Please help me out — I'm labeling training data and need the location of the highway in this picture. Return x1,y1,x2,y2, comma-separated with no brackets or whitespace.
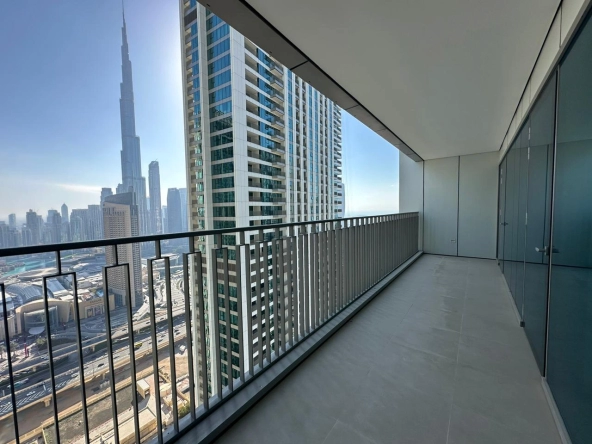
0,276,190,416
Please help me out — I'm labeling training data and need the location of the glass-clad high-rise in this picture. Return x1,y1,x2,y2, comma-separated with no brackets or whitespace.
180,2,344,396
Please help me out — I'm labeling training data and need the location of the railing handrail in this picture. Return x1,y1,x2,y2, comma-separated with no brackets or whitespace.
0,212,418,258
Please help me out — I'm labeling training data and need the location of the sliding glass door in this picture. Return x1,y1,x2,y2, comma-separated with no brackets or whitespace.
547,12,592,443
522,75,555,374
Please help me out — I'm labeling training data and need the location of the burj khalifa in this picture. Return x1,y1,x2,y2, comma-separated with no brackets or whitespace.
118,12,149,234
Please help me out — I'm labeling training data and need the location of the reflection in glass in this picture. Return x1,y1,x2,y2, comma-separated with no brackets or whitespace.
547,11,592,444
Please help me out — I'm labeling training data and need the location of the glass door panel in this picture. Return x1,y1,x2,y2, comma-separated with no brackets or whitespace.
498,158,507,271
547,12,592,443
523,74,555,374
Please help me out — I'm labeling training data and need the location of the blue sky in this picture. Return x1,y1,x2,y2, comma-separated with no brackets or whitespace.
0,0,398,222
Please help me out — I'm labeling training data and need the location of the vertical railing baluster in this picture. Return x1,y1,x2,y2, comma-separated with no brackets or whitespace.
287,226,295,349
164,256,179,432
336,222,341,312
298,230,305,339
311,225,318,330
236,232,245,383
182,249,197,422
1,283,20,444
101,264,120,444
41,274,61,443
271,229,279,359
212,235,223,400
246,242,255,378
195,251,208,410
147,249,163,443
264,238,271,364
304,227,310,335
278,234,287,353
119,264,140,444
254,241,263,371
221,248,232,393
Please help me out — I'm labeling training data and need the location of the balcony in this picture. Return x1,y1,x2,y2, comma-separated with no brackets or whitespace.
0,215,423,444
268,103,284,116
269,89,284,104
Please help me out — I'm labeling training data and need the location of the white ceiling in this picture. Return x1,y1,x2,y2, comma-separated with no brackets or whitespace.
244,0,559,160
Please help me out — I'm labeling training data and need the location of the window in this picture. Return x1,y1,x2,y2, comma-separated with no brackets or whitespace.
211,146,233,161
213,191,235,203
259,136,279,149
206,14,224,30
210,116,232,133
210,100,232,118
208,69,231,89
209,85,231,104
213,206,235,217
208,54,230,75
207,38,230,60
211,161,234,175
207,24,229,45
212,177,234,189
211,131,233,147
214,220,236,229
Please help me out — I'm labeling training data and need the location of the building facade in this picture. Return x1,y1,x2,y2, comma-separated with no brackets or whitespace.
102,192,143,308
166,188,183,233
148,161,162,234
179,3,344,395
118,14,148,235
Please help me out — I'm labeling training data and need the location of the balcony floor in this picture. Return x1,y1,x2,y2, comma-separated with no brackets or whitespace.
215,255,562,444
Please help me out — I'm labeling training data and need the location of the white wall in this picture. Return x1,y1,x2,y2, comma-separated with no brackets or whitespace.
424,157,459,256
400,151,498,259
458,152,498,258
399,154,424,249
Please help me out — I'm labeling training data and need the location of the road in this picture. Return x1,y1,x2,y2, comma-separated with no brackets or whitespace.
0,275,190,416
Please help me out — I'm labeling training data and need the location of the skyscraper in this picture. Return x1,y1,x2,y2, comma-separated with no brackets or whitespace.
166,188,183,234
148,161,162,234
25,210,40,245
49,212,62,244
179,6,344,393
60,204,69,223
100,188,113,207
102,192,142,308
8,214,16,230
87,205,103,240
118,13,148,235
70,209,88,241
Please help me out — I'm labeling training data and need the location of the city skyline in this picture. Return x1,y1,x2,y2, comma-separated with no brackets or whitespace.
0,0,398,223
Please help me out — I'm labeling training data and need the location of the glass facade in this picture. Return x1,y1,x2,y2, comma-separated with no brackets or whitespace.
497,11,592,443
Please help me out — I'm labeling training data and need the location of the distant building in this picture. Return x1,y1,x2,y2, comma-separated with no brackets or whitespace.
118,14,148,235
61,203,69,223
49,212,62,244
70,209,88,241
0,223,9,249
148,161,162,234
8,214,16,230
25,210,40,245
162,205,167,233
167,189,182,234
102,192,142,308
101,188,113,206
87,205,103,240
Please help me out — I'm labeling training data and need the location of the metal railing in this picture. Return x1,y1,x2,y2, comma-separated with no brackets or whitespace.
0,213,418,444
